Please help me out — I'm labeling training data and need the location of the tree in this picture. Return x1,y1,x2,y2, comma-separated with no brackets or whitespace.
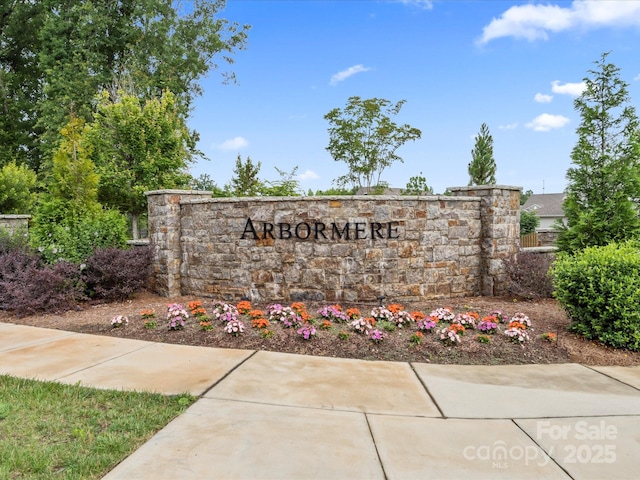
261,166,302,196
29,115,128,263
86,90,195,239
403,172,433,195
47,116,101,218
520,210,540,235
324,97,422,190
227,155,263,197
0,1,45,168
557,52,640,252
313,186,358,196
0,161,38,213
520,189,533,205
468,123,496,185
0,0,249,171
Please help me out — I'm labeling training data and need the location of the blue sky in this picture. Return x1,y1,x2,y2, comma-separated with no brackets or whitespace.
188,0,640,195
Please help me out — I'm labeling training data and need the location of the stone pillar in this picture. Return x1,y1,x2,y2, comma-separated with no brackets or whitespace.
146,190,211,297
449,186,521,296
0,215,31,235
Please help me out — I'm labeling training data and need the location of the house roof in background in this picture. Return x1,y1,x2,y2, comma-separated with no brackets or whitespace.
522,193,565,217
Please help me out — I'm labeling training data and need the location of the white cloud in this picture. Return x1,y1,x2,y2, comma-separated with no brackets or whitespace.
499,123,518,130
217,136,248,151
479,0,640,44
395,0,433,10
551,80,586,96
635,73,640,81
534,93,553,103
329,64,372,86
525,113,570,132
297,169,320,181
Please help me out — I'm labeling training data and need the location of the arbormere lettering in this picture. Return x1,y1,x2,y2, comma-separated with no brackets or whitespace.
241,218,400,241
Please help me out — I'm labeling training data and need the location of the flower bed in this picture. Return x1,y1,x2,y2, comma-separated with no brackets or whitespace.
110,300,545,356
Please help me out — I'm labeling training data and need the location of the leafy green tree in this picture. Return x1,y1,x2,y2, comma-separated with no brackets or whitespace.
29,116,127,262
190,173,227,196
227,155,263,197
0,161,38,213
313,187,358,196
403,172,433,195
520,210,540,235
468,123,497,186
520,189,533,206
324,96,422,190
557,52,640,252
86,90,195,239
0,1,45,168
0,0,249,171
261,167,301,196
47,116,101,217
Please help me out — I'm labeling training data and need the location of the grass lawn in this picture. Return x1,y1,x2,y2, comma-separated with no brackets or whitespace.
0,375,195,479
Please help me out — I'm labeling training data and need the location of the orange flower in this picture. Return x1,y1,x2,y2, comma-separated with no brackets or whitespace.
387,303,404,314
321,320,333,330
429,315,440,323
237,300,252,314
482,315,498,323
508,321,527,330
300,311,312,322
411,311,426,321
466,311,479,320
291,302,306,312
140,309,155,319
188,300,202,312
248,309,265,319
414,331,424,338
365,317,376,327
449,324,465,333
192,307,207,317
251,318,270,329
346,308,361,319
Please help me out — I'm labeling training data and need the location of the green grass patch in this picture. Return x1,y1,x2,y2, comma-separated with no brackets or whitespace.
0,375,194,479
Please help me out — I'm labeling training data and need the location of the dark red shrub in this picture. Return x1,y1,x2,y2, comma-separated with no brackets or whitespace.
83,247,152,301
504,250,554,300
0,256,85,316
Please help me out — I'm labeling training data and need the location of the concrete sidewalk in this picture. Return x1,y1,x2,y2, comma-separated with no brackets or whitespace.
1,321,639,479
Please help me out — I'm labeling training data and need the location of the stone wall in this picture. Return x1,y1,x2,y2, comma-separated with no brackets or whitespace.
0,215,30,235
449,186,521,296
147,187,521,302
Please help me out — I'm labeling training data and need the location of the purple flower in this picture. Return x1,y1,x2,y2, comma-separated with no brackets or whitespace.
417,319,437,331
297,324,316,340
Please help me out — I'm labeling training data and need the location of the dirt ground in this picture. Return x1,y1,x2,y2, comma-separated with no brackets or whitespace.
2,290,639,366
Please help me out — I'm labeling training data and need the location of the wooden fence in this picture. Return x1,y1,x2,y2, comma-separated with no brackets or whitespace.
520,232,539,248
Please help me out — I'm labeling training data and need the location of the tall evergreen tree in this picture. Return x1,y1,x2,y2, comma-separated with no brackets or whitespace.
468,123,497,186
228,155,263,197
557,52,640,252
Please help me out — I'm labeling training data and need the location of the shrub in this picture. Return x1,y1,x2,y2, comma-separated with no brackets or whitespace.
520,210,540,235
0,255,85,315
0,161,37,214
83,247,152,301
504,250,554,299
0,227,30,255
30,207,128,264
552,241,640,351
0,250,40,307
